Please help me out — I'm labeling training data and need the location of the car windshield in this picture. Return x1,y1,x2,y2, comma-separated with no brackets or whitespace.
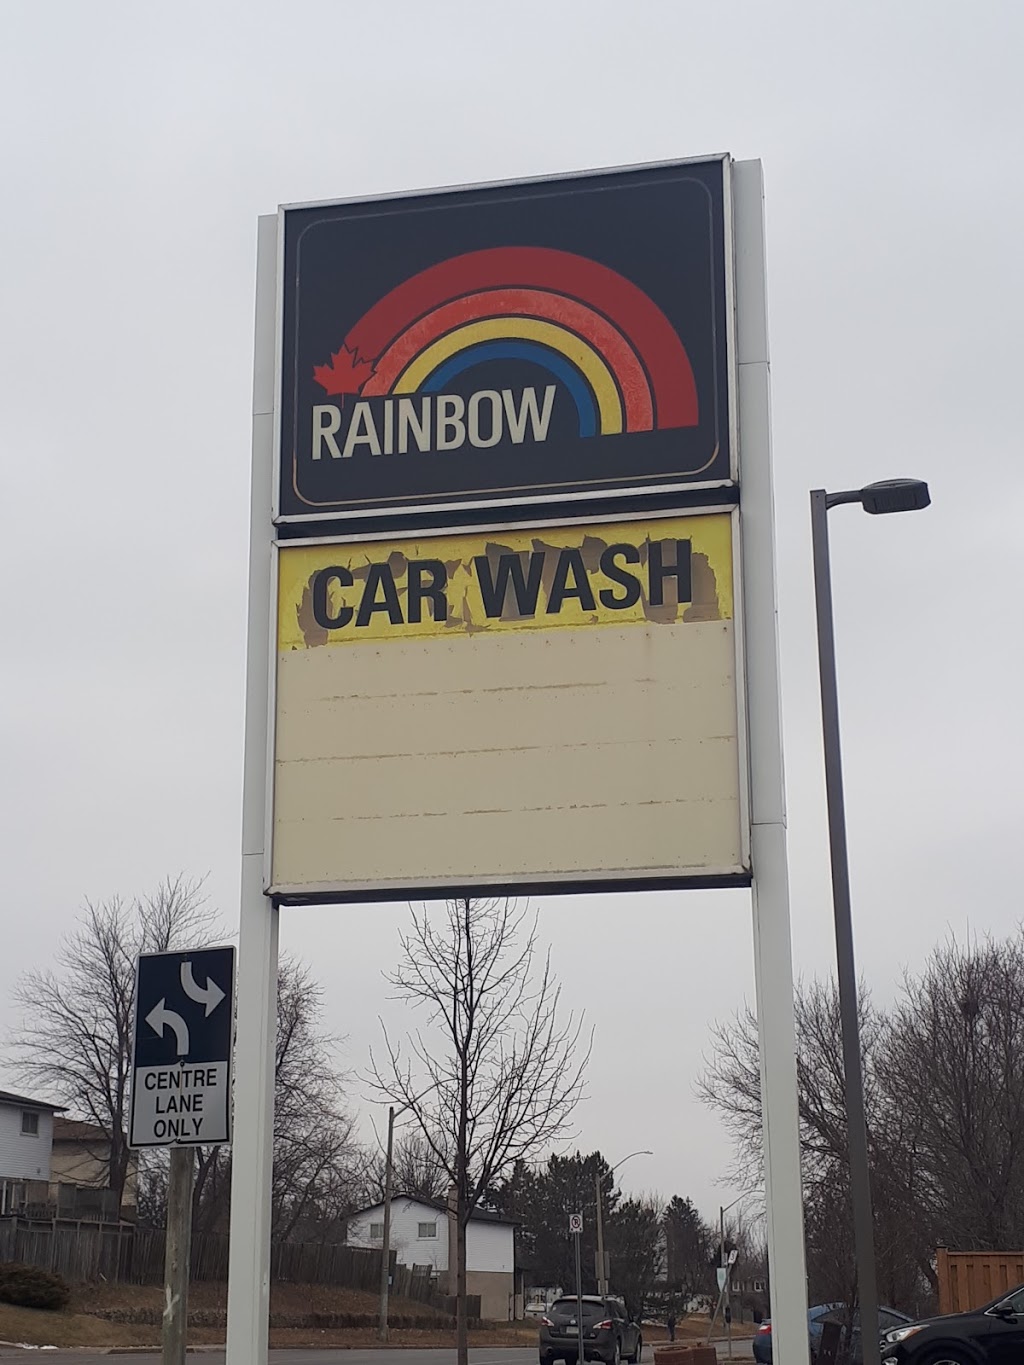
550,1300,608,1325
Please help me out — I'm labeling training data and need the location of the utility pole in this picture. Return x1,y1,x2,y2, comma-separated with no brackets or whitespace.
163,1146,194,1365
594,1171,607,1296
719,1205,731,1362
378,1106,396,1342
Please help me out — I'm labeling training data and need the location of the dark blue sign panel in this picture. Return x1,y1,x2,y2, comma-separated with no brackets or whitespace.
129,946,235,1147
278,158,733,526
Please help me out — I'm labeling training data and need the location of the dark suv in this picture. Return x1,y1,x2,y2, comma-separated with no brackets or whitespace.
880,1283,1024,1363
539,1295,642,1365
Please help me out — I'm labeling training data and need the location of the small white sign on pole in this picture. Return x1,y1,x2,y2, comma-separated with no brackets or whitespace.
568,1212,584,1235
717,1267,728,1292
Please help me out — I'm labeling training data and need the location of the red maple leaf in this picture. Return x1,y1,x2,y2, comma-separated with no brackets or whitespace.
312,344,376,395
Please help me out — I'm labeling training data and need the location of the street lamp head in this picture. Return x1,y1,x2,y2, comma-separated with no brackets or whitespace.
609,1149,653,1175
857,479,931,515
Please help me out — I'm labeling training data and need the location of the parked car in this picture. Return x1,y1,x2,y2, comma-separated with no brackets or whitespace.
879,1282,1024,1363
753,1302,914,1363
539,1294,643,1365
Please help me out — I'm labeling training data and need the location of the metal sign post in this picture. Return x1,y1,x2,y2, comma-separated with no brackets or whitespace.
129,946,235,1365
225,211,280,1365
708,1269,727,1349
732,159,811,1365
569,1214,585,1365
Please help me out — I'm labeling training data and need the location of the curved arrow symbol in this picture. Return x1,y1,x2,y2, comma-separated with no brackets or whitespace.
180,962,226,1017
145,999,190,1056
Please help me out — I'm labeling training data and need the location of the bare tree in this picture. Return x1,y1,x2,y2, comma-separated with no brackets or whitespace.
697,979,930,1309
878,932,1024,1252
697,979,884,1185
362,1128,449,1206
698,940,1024,1317
190,957,364,1243
10,875,214,1203
270,959,362,1242
369,897,589,1365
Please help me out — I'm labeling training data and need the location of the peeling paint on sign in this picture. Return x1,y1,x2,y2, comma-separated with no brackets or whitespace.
278,514,733,649
270,512,744,896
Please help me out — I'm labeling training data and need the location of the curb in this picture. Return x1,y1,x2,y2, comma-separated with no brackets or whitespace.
0,1346,546,1357
106,1350,225,1356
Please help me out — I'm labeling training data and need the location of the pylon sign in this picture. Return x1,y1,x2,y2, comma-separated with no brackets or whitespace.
129,946,235,1148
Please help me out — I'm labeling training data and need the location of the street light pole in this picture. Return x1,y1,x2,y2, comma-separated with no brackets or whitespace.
711,1188,759,1356
595,1150,652,1297
809,477,930,1365
595,1174,607,1296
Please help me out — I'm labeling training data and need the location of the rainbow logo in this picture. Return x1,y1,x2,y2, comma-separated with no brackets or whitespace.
312,247,699,438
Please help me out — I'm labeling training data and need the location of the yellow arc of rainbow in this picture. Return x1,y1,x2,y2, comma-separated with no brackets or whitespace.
392,316,625,436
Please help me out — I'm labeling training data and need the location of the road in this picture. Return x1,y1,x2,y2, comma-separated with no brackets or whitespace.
0,1345,752,1362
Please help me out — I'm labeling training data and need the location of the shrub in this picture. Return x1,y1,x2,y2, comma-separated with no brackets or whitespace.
0,1262,71,1311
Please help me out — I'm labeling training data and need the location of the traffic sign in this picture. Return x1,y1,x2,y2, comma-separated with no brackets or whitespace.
568,1212,583,1235
129,946,235,1148
716,1267,728,1291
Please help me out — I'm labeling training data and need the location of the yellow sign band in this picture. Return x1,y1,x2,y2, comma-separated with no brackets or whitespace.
278,514,733,651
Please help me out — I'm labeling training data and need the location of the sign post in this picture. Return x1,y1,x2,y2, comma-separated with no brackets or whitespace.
163,1147,195,1365
732,159,810,1365
130,946,235,1365
569,1214,585,1365
726,1246,739,1359
226,212,280,1365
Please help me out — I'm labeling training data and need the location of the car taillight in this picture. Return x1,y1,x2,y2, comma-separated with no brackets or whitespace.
757,1323,772,1335
541,1317,554,1327
596,1320,614,1330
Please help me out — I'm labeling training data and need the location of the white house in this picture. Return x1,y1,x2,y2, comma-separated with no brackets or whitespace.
0,1089,64,1214
347,1194,518,1321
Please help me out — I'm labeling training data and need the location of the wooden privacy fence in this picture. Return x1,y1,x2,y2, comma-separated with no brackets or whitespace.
0,1219,134,1283
936,1248,1024,1314
0,1217,446,1307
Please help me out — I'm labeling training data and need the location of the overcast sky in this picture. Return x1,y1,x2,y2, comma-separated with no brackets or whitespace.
2,1,1022,1225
